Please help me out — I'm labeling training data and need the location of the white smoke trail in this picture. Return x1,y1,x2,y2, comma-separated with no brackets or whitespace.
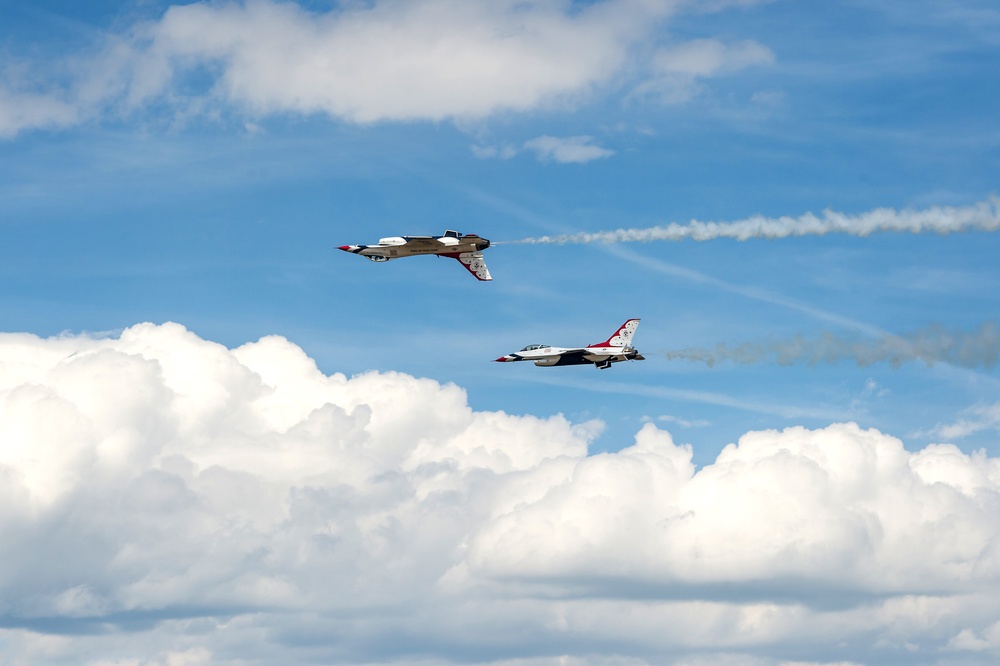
503,197,1000,245
665,322,1000,369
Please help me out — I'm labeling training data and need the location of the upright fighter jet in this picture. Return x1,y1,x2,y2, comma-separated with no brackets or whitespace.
495,319,644,370
338,230,492,281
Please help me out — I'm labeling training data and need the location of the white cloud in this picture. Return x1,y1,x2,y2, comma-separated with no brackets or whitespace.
632,37,775,103
652,38,775,77
468,423,1000,593
471,142,519,160
656,414,711,428
3,0,671,133
950,619,1000,651
0,86,80,138
2,323,999,664
473,135,615,163
0,0,780,136
523,134,615,163
927,401,1000,440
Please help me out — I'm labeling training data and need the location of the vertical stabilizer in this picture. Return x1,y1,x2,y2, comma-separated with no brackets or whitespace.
589,319,641,348
444,251,492,281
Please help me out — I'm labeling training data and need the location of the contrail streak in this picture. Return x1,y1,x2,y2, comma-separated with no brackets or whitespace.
665,323,1000,369
502,197,1000,245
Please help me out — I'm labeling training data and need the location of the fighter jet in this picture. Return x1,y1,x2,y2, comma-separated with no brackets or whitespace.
338,230,492,281
495,319,644,370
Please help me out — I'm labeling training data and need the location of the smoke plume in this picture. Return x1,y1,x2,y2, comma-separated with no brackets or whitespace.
505,198,1000,245
666,322,1000,369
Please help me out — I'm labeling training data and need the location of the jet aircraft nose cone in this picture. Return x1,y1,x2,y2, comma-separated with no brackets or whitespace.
337,245,352,251
494,356,511,362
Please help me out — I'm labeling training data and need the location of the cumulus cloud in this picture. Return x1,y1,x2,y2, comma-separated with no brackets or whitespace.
0,0,779,136
1,323,1000,664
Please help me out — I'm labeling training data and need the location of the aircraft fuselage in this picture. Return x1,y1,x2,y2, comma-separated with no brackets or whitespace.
494,320,645,370
338,230,492,280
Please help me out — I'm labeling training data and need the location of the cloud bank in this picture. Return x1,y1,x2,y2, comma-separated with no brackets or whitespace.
0,0,774,137
2,323,1000,664
506,197,1000,244
666,322,1000,369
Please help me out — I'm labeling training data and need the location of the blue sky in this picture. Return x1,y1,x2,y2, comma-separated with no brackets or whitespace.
2,1,1000,664
3,0,998,462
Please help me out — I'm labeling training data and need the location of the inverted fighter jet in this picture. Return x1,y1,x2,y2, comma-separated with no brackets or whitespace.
495,319,644,370
338,230,492,281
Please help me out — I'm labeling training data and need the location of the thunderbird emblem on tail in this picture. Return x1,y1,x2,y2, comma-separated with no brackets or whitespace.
338,230,492,281
495,319,644,370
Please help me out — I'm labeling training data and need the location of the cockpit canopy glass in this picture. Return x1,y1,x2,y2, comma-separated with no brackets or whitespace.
520,344,550,351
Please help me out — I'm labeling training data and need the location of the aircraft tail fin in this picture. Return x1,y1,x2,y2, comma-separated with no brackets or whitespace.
443,251,492,281
589,319,640,348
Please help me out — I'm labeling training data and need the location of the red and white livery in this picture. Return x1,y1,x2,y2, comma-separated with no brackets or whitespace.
495,319,644,370
338,230,492,281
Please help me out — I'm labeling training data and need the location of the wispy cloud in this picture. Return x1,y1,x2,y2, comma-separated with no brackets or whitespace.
0,87,80,137
631,37,775,104
508,372,852,421
505,198,1000,244
470,143,518,160
656,414,711,428
599,243,887,336
474,135,615,164
666,322,1000,369
523,134,615,163
924,401,1000,440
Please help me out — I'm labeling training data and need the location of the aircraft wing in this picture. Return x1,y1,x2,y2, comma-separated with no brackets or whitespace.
446,251,492,281
554,349,590,364
584,346,629,358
